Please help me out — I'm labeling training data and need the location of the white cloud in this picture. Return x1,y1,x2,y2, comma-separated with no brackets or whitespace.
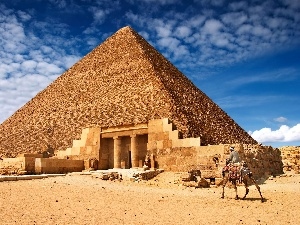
22,60,38,72
274,117,288,123
228,1,248,11
236,24,253,34
202,19,223,34
63,55,81,69
155,24,173,38
0,4,84,123
36,62,63,75
188,15,206,28
252,25,272,38
92,9,107,23
175,26,192,38
17,10,31,22
221,12,248,27
228,67,298,86
157,37,180,49
249,124,300,143
124,0,299,67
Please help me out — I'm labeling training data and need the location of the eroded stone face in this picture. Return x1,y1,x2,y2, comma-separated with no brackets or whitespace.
280,146,300,173
0,26,256,158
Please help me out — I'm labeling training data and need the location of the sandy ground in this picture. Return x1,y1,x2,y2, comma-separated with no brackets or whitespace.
1,171,300,225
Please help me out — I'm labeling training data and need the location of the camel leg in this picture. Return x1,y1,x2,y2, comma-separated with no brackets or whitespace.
221,177,228,199
250,177,264,202
233,180,239,200
242,177,249,200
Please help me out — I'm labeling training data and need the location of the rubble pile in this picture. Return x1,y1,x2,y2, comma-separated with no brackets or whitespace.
180,170,210,188
91,169,164,182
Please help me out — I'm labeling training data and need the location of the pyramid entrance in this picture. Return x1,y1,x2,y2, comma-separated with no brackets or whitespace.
54,118,200,171
100,123,148,169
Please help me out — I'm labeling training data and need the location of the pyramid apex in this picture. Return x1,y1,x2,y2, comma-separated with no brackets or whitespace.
116,26,135,33
121,25,133,30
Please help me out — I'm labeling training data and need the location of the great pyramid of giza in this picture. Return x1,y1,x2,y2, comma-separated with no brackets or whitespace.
0,26,257,157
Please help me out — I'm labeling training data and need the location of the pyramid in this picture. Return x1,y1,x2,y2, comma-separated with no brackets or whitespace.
0,26,257,157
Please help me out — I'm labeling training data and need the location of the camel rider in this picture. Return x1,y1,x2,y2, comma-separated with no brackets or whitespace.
228,146,241,166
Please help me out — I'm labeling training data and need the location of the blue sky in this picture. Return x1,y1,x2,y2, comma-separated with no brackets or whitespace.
0,0,299,148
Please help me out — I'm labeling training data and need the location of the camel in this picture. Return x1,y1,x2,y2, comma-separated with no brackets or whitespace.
218,160,264,202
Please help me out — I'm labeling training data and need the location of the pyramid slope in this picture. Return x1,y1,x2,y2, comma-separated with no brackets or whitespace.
0,26,256,157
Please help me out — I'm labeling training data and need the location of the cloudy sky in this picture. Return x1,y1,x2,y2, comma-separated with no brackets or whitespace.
0,0,299,147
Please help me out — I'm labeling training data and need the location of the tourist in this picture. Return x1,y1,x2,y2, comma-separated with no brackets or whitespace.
228,146,241,165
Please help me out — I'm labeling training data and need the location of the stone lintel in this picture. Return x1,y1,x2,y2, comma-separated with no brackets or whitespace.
101,128,148,138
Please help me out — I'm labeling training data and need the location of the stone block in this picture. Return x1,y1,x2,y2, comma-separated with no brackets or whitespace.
148,119,164,133
65,148,72,155
71,147,81,155
17,153,43,158
163,140,172,149
169,130,178,140
172,139,182,148
73,139,85,147
157,140,164,149
162,119,172,132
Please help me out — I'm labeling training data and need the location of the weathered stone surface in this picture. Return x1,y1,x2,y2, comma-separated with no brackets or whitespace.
280,146,300,173
0,26,256,157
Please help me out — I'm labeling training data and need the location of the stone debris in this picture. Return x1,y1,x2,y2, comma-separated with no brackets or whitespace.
180,169,210,188
90,168,164,182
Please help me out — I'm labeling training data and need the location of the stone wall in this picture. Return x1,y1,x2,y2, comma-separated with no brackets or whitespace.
280,146,300,173
150,144,283,179
55,128,100,162
0,154,43,174
35,158,84,174
146,119,282,179
239,144,283,178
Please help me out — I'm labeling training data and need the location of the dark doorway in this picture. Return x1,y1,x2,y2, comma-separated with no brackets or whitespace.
128,150,132,168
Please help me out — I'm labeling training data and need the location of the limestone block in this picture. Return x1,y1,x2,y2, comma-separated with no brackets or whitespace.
81,128,90,138
147,133,158,142
56,150,66,159
188,137,200,147
17,153,43,158
162,118,172,132
180,148,195,157
156,140,164,149
181,139,190,147
3,176,18,181
147,141,157,150
72,139,85,147
92,137,99,145
71,147,81,155
169,130,178,140
163,140,172,149
78,146,87,155
148,119,164,133
172,139,182,148
85,146,93,155
197,178,210,188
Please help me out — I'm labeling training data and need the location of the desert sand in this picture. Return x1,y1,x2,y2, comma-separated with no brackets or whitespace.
1,171,300,225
